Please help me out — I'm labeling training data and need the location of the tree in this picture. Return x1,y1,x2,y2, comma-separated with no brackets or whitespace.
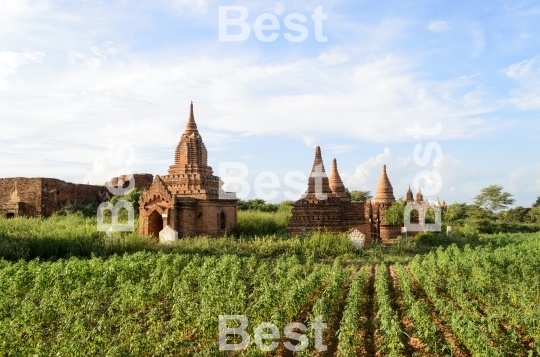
473,185,515,212
497,206,529,223
466,204,493,221
443,203,467,224
382,199,405,225
527,206,540,223
345,189,372,202
532,196,540,208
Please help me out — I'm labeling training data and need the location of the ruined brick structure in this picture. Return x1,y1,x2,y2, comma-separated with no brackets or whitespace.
287,148,412,243
287,147,374,243
287,146,447,244
371,165,401,243
106,174,154,191
0,178,110,218
138,102,237,238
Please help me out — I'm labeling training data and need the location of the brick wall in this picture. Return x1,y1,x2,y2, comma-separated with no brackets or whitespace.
0,177,110,218
41,178,110,217
106,173,154,191
355,223,373,245
0,178,41,216
380,224,402,242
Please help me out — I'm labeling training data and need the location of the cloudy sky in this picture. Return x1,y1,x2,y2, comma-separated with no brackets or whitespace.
1,0,539,206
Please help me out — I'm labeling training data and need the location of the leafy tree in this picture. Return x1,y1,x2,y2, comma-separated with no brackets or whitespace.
345,189,372,202
237,199,280,212
527,206,540,223
466,204,493,221
497,206,530,223
443,203,467,224
382,198,405,225
424,207,436,224
532,196,540,208
110,189,145,214
473,185,515,212
57,199,99,217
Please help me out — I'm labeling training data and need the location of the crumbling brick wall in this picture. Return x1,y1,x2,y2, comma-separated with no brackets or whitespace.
0,178,41,217
106,174,154,191
0,178,110,217
41,178,110,217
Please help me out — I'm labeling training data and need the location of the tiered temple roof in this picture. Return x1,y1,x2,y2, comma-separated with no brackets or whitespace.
161,102,221,199
138,102,237,238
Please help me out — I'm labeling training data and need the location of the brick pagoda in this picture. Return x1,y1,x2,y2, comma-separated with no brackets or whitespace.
138,102,237,238
287,146,373,241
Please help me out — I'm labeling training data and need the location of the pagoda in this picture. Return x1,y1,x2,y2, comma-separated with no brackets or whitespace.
287,147,372,240
138,102,237,238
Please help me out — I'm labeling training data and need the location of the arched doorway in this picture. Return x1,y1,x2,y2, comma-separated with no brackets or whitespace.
147,211,163,238
220,211,226,231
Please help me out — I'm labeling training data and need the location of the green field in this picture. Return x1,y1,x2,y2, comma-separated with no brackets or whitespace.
0,213,539,356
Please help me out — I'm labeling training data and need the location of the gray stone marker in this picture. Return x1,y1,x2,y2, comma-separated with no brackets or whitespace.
447,226,452,237
159,225,179,243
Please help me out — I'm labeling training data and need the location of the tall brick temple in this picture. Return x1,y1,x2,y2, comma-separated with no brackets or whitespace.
138,102,237,238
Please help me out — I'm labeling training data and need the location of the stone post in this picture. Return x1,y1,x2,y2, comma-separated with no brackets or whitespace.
447,225,452,237
401,226,407,241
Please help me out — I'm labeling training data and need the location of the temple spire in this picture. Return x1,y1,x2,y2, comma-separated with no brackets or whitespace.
416,187,424,202
311,146,326,173
374,164,396,203
405,183,414,203
329,158,348,200
186,101,198,131
305,146,332,197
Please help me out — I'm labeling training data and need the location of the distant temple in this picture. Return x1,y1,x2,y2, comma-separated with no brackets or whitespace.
287,147,371,236
138,102,238,238
287,146,402,243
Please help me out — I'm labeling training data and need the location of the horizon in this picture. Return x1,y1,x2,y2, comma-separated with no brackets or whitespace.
2,0,539,207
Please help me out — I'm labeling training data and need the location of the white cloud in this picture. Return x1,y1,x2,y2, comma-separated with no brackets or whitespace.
471,27,485,57
504,165,540,206
167,0,208,14
506,57,540,109
0,51,45,90
342,147,411,191
325,144,355,155
0,0,49,35
340,148,490,203
266,2,286,15
317,49,350,65
0,47,506,183
427,20,451,33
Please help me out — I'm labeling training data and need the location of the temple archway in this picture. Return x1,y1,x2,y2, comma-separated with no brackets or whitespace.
220,211,226,231
147,210,163,238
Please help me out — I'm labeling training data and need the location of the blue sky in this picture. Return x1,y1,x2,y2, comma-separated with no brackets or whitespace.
1,0,539,206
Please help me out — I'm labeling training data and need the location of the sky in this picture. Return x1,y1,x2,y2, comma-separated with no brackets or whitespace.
1,0,539,206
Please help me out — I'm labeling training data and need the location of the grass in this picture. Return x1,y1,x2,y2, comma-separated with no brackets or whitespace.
233,207,292,236
0,208,527,262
